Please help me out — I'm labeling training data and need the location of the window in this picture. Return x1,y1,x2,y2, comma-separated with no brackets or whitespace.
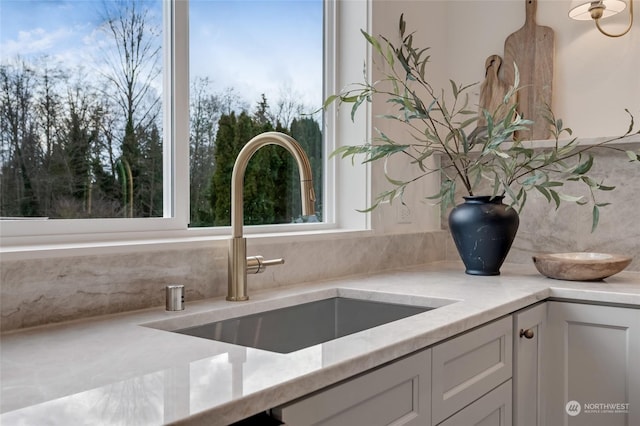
0,0,164,220
188,0,324,228
0,0,369,246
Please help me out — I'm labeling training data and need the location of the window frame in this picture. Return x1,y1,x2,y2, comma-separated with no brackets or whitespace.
0,0,371,250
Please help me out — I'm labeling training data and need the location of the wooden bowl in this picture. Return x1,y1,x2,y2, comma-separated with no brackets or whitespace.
532,252,632,281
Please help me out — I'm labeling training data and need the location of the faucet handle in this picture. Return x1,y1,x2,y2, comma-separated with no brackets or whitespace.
246,255,285,274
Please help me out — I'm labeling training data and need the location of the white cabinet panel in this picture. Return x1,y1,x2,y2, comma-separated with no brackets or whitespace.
513,302,547,426
438,380,512,426
272,349,431,426
545,302,640,426
432,316,513,425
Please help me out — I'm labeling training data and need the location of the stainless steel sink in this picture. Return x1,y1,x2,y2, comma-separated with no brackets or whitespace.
173,297,432,353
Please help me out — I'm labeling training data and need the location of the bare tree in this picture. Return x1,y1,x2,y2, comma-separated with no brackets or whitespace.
98,0,162,217
219,87,249,116
0,60,41,216
271,83,307,129
189,77,221,225
100,0,161,130
33,58,67,213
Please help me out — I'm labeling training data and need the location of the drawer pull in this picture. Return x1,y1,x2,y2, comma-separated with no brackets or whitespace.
519,328,535,339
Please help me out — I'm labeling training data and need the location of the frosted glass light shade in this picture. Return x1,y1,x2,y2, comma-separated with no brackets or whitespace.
569,0,627,20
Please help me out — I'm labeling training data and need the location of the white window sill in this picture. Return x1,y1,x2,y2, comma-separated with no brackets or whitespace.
0,226,375,261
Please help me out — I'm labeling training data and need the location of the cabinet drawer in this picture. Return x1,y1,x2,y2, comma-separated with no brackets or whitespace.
272,349,431,426
432,316,513,424
438,380,512,426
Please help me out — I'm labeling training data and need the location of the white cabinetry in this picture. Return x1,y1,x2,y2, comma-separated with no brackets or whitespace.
513,302,546,426
272,349,431,426
274,316,513,426
544,301,640,426
272,300,640,426
438,380,512,426
432,316,513,425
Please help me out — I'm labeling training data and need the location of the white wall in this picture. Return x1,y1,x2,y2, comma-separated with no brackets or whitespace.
370,1,448,233
443,0,639,138
370,0,639,233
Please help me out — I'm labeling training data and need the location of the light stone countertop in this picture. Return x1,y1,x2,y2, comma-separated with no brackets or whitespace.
1,261,639,426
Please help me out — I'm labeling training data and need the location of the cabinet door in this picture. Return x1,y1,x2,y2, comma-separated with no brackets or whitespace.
545,302,640,426
438,380,512,426
513,302,546,426
432,316,512,425
272,349,431,426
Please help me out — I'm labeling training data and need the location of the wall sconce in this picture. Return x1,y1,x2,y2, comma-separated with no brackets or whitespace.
569,0,634,37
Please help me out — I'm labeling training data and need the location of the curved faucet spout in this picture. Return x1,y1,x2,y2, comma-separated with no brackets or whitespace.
231,132,316,238
227,131,316,301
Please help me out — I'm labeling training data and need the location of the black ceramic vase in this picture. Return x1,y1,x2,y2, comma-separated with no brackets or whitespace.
448,196,519,276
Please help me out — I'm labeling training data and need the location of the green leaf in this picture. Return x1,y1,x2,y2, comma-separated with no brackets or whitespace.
556,145,576,158
419,59,428,80
522,174,541,187
356,199,383,213
397,50,412,75
597,183,616,191
330,144,370,160
426,179,456,208
580,176,598,187
591,205,600,233
535,185,551,202
626,150,640,162
384,173,409,186
511,146,534,159
540,181,563,188
490,149,511,159
573,154,594,175
386,44,395,68
322,94,340,109
556,118,563,133
558,193,584,203
459,116,479,131
361,29,383,56
350,98,364,121
504,185,518,203
549,189,561,209
450,80,458,98
340,95,359,103
363,144,410,163
518,188,528,212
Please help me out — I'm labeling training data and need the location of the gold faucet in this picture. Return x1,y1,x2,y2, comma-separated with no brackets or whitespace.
227,132,316,301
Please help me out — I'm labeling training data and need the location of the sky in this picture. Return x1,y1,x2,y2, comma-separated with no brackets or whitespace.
0,0,324,112
190,0,323,109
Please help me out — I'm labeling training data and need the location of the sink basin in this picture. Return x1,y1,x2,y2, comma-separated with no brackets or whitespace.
173,297,432,353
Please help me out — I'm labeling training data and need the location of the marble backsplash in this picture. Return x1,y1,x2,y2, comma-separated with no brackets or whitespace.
3,143,637,333
443,143,640,272
0,231,448,332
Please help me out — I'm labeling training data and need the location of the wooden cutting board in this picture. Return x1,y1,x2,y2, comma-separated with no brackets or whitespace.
503,0,554,140
478,55,516,128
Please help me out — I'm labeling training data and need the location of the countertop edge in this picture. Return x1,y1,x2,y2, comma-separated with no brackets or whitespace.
1,262,639,425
